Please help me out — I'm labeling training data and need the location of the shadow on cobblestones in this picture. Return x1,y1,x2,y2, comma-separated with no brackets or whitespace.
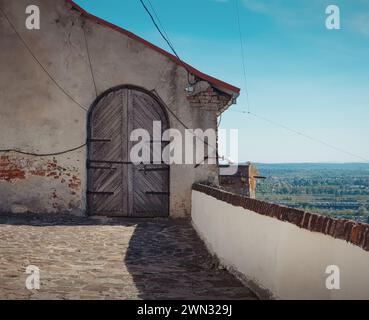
0,214,258,300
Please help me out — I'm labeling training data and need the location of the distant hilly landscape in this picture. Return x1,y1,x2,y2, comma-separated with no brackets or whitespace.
256,162,369,172
254,162,369,223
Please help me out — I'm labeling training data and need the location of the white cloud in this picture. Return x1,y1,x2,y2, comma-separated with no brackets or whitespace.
240,0,325,28
347,13,369,36
242,0,269,14
214,0,369,37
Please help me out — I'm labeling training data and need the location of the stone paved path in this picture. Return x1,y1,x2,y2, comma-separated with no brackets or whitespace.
0,214,257,300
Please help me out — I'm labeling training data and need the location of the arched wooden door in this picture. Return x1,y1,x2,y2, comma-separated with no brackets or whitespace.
87,86,170,217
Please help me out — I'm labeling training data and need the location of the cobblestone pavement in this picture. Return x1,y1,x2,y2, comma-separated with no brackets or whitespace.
0,214,257,300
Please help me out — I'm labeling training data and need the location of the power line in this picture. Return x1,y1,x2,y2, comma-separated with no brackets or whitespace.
231,1,367,163
0,7,92,156
146,0,175,51
0,3,226,163
0,6,88,112
83,24,98,98
231,2,367,163
0,144,87,157
138,0,196,85
139,0,230,165
139,0,180,60
141,0,240,165
138,0,230,161
234,0,251,113
230,109,369,163
151,89,233,167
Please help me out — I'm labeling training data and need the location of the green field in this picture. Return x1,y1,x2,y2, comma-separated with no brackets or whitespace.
255,163,369,223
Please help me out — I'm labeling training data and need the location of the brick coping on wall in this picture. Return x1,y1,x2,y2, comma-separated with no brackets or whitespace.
193,183,369,252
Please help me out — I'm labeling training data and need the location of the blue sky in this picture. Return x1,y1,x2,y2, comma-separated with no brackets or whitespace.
74,0,369,163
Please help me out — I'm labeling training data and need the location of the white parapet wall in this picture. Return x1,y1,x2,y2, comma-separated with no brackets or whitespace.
192,189,369,300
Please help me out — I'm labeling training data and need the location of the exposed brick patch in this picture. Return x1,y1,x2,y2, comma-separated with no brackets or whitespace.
0,155,80,185
193,183,369,252
0,153,82,212
0,156,26,181
187,86,232,110
68,175,81,191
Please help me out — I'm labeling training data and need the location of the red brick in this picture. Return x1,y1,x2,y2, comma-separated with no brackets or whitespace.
192,183,369,252
351,224,365,245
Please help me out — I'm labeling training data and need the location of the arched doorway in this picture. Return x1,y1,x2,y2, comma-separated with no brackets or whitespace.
87,86,170,217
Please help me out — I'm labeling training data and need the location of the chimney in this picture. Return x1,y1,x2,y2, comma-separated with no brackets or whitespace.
219,162,263,198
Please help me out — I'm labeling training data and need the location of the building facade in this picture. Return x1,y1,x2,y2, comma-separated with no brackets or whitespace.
0,0,239,217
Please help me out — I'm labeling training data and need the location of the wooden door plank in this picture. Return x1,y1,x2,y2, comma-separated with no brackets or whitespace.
127,89,134,217
88,90,127,216
129,90,170,217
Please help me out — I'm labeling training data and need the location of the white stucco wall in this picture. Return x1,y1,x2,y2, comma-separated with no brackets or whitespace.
192,190,369,299
0,0,221,217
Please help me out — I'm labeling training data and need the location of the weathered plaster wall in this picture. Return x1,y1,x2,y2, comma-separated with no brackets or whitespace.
0,0,225,217
0,153,83,214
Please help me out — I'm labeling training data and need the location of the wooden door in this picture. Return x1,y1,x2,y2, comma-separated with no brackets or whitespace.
88,87,169,217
